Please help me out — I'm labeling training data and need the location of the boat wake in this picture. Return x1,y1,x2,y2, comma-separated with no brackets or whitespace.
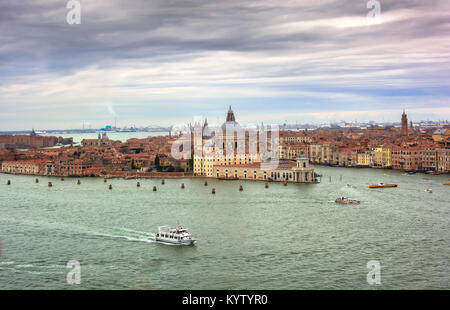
0,217,156,245
84,228,156,244
0,261,66,275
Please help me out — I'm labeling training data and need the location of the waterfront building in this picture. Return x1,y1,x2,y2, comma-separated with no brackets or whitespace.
436,148,450,173
372,147,392,168
214,155,317,183
391,146,423,171
0,133,60,149
194,150,260,177
1,160,45,175
422,148,438,172
193,107,258,177
356,150,373,167
309,143,333,164
309,144,322,164
193,107,316,182
335,148,353,167
55,158,92,176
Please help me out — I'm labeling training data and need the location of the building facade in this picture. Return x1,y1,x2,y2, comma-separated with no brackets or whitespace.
1,160,44,175
214,156,317,183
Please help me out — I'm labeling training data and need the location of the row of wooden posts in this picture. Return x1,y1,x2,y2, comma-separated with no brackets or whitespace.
5,178,79,187
107,178,279,193
6,178,285,192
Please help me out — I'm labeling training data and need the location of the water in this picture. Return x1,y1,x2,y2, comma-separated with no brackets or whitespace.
0,167,449,289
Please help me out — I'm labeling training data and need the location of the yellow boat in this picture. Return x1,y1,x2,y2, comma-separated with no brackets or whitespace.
444,182,450,186
369,183,398,188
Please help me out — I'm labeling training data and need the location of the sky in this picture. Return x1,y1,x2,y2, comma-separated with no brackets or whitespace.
0,0,449,130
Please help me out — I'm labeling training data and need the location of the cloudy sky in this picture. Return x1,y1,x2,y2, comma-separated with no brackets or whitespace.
1,0,449,130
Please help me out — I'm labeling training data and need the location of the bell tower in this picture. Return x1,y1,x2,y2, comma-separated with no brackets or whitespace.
401,110,408,136
296,154,309,169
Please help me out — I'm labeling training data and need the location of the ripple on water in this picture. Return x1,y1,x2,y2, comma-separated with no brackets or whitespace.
0,168,449,289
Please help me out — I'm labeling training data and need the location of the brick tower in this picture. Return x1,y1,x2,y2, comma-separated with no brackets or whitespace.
401,110,408,137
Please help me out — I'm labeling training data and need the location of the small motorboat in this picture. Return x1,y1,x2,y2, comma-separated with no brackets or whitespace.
155,225,197,246
369,183,398,188
335,197,360,204
426,189,433,193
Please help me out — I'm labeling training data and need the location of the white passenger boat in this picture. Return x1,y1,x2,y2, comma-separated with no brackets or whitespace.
155,225,197,245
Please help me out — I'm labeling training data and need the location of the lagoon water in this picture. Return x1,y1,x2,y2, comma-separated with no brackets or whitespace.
0,167,449,289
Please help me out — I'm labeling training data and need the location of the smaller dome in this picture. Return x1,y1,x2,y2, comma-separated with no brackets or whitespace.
226,105,236,122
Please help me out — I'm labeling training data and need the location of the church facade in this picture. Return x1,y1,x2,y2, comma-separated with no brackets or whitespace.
193,107,318,183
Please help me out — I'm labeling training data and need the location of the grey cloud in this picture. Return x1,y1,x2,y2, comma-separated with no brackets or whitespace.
0,0,449,130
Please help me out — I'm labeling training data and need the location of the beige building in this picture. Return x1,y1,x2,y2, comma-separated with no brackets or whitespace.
422,148,438,171
194,151,260,177
356,150,373,167
214,155,317,183
81,133,113,147
1,160,44,175
436,148,450,173
280,131,312,144
372,147,392,168
194,106,258,177
309,144,333,164
279,143,309,160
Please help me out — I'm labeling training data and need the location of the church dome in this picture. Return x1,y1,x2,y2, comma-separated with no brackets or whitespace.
221,106,241,133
